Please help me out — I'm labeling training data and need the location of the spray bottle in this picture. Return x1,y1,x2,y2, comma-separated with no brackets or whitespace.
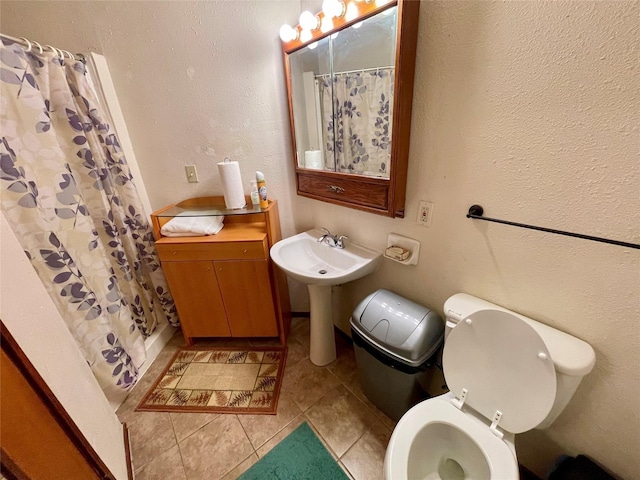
249,180,260,206
256,171,268,209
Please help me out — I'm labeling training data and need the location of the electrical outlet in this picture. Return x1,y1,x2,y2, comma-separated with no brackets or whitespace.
417,201,434,227
185,165,199,183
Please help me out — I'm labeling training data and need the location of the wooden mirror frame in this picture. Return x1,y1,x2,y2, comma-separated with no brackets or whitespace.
281,0,420,218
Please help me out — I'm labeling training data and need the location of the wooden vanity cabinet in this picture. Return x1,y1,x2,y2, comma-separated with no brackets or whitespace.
161,260,231,338
151,198,291,345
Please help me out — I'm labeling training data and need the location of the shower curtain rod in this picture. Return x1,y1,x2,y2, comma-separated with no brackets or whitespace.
315,65,394,78
0,32,85,62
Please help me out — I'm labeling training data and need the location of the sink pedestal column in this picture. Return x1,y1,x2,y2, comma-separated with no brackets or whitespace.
307,284,336,366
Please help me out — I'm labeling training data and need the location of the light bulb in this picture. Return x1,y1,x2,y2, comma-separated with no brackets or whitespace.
279,24,297,42
320,16,334,33
345,2,358,21
299,11,319,30
352,21,363,29
308,41,318,50
322,0,337,18
323,0,345,18
300,29,313,43
331,32,340,39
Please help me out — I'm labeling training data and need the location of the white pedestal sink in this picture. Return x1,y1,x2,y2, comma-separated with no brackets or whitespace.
270,229,381,366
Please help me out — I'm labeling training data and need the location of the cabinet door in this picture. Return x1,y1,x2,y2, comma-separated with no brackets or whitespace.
214,260,278,337
162,261,231,338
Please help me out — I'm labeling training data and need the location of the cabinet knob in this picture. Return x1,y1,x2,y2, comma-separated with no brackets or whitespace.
243,249,248,253
172,251,177,255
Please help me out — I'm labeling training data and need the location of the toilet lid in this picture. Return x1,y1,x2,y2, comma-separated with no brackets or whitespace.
443,309,557,434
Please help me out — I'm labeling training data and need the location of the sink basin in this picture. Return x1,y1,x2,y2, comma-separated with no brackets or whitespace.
270,229,381,366
270,229,381,286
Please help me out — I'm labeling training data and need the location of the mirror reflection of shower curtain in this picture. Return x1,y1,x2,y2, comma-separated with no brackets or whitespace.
319,68,394,178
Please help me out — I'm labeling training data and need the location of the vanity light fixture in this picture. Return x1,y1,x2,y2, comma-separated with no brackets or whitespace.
345,2,359,21
280,0,393,49
322,0,346,19
320,16,334,33
299,29,313,43
279,24,299,42
299,11,320,31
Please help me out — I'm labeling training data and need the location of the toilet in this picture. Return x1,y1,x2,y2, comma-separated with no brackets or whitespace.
384,293,596,480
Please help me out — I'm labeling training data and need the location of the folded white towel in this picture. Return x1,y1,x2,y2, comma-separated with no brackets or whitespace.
161,216,225,237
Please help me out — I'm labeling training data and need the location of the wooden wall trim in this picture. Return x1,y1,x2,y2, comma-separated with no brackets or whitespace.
122,423,134,480
0,450,29,480
0,321,117,480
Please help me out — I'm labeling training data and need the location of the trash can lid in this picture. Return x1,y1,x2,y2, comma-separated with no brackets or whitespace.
350,289,444,364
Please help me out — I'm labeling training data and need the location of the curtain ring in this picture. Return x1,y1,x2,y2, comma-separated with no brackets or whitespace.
19,37,32,52
63,50,75,60
32,41,43,53
45,45,65,61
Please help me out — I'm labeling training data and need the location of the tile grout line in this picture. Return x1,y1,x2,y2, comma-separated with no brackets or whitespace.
340,375,396,429
236,412,259,453
219,414,256,479
301,412,344,463
169,412,189,479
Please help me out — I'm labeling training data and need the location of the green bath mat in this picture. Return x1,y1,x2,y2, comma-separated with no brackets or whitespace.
239,422,349,480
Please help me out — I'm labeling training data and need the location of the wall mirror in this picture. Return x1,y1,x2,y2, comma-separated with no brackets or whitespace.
281,0,419,217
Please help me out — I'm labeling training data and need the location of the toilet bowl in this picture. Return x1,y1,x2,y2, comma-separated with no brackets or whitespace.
384,295,596,480
385,393,518,480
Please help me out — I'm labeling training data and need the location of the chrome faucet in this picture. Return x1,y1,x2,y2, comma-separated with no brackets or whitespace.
317,227,348,249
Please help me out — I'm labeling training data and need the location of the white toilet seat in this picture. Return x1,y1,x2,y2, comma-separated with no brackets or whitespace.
444,309,556,434
384,394,519,480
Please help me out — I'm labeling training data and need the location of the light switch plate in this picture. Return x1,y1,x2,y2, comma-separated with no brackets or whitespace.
185,165,199,183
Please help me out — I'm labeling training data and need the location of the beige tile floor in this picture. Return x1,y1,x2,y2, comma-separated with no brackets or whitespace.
117,317,399,480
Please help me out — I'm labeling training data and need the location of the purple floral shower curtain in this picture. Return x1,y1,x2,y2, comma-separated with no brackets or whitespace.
319,68,394,177
0,39,178,403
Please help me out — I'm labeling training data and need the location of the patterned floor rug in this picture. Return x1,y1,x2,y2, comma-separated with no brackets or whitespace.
136,346,287,414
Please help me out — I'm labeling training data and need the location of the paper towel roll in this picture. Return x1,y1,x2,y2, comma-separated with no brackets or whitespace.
304,150,323,170
217,160,246,209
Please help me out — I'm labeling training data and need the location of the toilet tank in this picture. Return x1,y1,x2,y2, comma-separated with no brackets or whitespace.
443,293,596,429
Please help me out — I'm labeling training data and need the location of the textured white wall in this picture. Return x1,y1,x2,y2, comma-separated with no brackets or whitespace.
2,0,639,478
295,1,640,477
1,0,301,236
